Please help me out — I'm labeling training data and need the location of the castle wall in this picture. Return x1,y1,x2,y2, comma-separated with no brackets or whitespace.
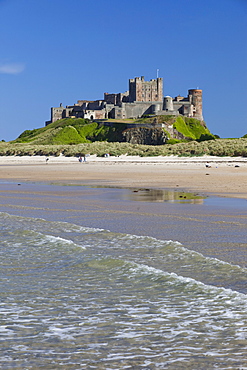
104,92,129,105
113,102,163,119
124,102,152,118
86,100,105,110
173,101,193,117
104,93,117,105
82,110,105,120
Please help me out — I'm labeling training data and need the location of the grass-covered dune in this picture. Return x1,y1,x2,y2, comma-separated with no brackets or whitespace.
13,118,126,145
11,116,215,146
1,138,247,157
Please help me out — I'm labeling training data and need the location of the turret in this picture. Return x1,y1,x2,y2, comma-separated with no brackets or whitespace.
163,96,174,111
188,89,203,120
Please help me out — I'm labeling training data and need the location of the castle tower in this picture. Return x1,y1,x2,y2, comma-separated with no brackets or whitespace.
129,76,163,102
188,89,203,120
156,77,163,101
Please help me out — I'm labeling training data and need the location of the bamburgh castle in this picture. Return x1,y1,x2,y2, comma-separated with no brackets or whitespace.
46,76,203,125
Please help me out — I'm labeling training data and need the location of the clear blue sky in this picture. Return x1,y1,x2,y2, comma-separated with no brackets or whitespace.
0,0,246,141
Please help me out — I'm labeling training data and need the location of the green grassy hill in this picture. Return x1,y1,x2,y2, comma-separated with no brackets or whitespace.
172,116,215,141
12,116,215,145
13,118,126,145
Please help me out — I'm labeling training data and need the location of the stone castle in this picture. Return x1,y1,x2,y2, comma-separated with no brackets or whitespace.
46,76,203,125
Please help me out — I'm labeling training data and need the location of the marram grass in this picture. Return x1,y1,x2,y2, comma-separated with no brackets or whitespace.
1,139,247,157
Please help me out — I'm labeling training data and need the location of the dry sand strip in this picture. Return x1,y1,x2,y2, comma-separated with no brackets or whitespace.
1,154,247,164
0,155,247,199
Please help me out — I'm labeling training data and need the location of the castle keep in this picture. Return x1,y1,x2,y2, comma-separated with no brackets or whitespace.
46,76,203,125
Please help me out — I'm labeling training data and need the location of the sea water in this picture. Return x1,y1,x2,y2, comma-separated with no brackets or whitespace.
0,209,247,369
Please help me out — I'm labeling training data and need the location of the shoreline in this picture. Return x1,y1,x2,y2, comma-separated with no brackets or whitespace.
0,155,247,199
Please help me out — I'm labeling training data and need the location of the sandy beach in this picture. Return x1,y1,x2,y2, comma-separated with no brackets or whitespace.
0,155,247,199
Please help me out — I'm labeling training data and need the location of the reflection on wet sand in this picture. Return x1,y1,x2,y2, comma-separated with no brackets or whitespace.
124,188,205,204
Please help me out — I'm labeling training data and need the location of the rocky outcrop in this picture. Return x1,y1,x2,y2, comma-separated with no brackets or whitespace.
122,127,167,145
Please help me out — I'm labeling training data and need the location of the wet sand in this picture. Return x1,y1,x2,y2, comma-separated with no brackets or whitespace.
0,179,246,267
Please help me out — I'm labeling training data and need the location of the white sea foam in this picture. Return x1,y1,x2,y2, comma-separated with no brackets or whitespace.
0,211,106,234
106,232,247,275
87,342,108,349
121,232,247,275
44,234,86,249
89,230,246,276
171,242,247,272
0,211,46,223
113,232,182,247
126,261,247,302
45,325,77,340
0,325,13,336
48,220,106,234
124,232,247,273
18,230,86,250
113,330,143,339
12,345,29,351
